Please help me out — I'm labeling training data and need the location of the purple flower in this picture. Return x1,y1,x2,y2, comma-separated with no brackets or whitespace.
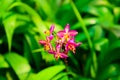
57,24,78,41
65,38,82,54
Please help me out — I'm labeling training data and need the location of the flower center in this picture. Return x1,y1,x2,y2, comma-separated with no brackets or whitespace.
64,33,70,41
44,44,50,51
44,30,50,35
55,53,61,60
68,44,76,53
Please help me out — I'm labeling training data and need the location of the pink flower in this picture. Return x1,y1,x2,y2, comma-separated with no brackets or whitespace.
44,25,55,40
49,44,68,60
57,24,78,41
39,36,53,51
39,25,55,51
65,38,82,54
39,24,82,60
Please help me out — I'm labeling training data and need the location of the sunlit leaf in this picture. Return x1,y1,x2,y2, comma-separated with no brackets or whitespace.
82,6,99,16
51,72,68,80
0,54,9,68
98,7,114,27
34,65,65,80
72,18,99,30
3,12,17,51
0,0,14,18
4,52,31,80
8,2,48,39
114,7,120,23
90,0,112,8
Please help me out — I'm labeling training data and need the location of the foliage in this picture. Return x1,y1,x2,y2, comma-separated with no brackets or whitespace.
0,0,120,80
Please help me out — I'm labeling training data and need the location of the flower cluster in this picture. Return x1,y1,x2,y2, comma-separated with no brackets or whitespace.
39,24,82,60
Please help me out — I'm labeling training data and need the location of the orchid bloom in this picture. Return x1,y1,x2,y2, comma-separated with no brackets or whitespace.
39,25,55,51
57,24,78,41
39,24,82,60
52,44,68,60
65,38,82,54
45,25,54,40
39,36,53,51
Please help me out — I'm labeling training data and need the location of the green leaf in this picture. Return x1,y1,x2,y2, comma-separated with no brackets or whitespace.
109,75,120,80
14,14,34,33
24,33,42,71
96,64,120,80
104,40,120,65
34,65,65,80
26,73,37,80
93,25,103,41
51,72,68,80
3,12,17,51
34,0,55,20
94,38,108,51
76,27,94,42
96,38,109,65
98,7,114,27
90,64,96,78
82,6,99,16
114,7,120,23
72,18,99,30
8,2,48,39
75,0,92,9
99,40,120,67
0,0,14,18
0,54,9,68
90,0,112,8
109,25,120,38
109,40,120,51
4,52,31,80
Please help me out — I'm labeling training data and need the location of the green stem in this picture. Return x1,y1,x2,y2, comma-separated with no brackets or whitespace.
70,0,97,78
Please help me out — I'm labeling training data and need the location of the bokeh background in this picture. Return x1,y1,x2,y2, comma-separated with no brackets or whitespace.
0,0,120,80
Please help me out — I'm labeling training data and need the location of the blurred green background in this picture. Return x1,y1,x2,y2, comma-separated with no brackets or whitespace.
0,0,120,80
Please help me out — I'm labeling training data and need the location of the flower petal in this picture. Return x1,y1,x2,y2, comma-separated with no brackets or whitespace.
69,38,75,43
48,50,55,54
50,25,55,33
75,42,82,47
39,40,46,45
57,30,65,38
48,35,54,40
69,30,78,36
56,44,61,53
60,53,68,58
64,24,70,33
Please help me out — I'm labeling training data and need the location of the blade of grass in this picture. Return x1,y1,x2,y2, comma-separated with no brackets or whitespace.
70,0,97,78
